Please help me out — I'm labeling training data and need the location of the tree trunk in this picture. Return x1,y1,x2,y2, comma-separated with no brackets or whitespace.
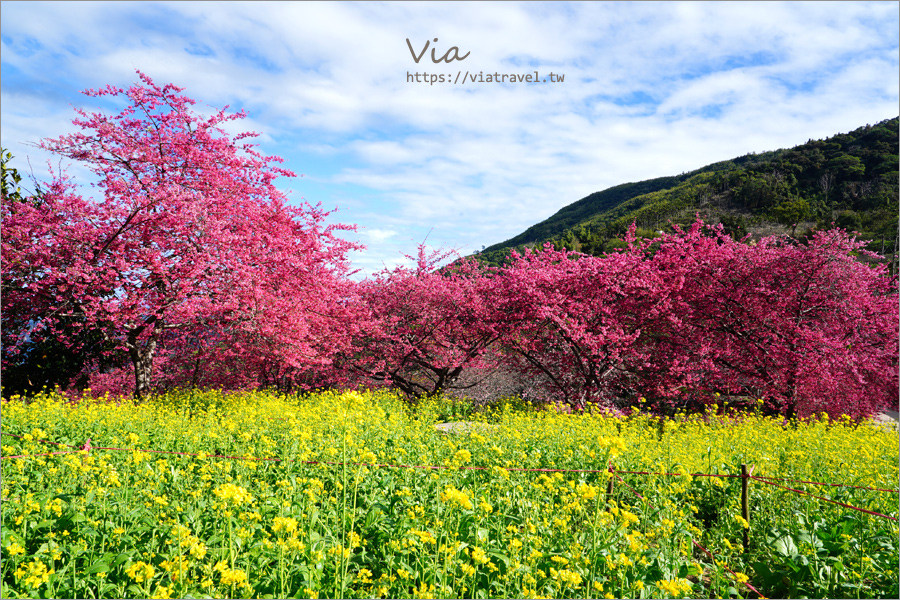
128,336,157,399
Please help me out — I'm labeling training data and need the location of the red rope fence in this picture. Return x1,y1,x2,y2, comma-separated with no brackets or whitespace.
0,433,900,492
749,475,898,520
690,536,763,598
749,474,897,493
608,461,764,598
3,431,897,521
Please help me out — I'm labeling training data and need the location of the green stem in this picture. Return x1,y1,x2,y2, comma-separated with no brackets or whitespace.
228,514,235,598
588,482,603,599
279,544,285,598
339,424,348,599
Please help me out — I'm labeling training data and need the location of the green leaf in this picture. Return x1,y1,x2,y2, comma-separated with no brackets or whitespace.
112,553,131,568
87,561,109,574
773,534,798,557
487,550,509,570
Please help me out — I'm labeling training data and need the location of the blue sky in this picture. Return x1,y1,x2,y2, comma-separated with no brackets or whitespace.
2,1,898,275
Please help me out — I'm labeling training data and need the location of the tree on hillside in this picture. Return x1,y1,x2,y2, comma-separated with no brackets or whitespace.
771,197,811,236
1,72,360,397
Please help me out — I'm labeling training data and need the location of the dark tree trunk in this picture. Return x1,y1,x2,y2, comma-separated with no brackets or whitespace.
128,335,157,399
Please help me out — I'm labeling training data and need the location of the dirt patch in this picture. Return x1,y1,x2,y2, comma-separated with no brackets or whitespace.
434,421,497,435
871,411,899,431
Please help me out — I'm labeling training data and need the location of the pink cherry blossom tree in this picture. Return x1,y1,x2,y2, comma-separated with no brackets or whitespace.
345,246,503,399
1,72,360,397
490,231,675,409
480,221,896,418
634,221,898,418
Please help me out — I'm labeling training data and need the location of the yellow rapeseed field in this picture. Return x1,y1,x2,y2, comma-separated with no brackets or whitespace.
1,389,897,598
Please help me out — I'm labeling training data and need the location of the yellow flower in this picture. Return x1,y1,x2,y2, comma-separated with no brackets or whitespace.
657,578,692,596
5,542,25,556
412,582,436,599
213,483,253,506
46,498,64,516
189,540,207,559
471,546,490,565
125,561,155,583
358,450,377,464
409,529,436,545
347,530,363,548
219,567,247,586
491,465,510,479
160,559,186,581
287,537,306,553
576,482,598,501
19,560,54,589
453,449,472,464
440,486,473,510
273,516,298,534
558,569,582,587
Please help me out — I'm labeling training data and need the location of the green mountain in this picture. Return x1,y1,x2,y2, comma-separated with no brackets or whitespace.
478,117,899,268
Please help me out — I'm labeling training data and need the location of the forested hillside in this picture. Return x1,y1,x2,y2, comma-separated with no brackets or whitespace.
479,118,899,268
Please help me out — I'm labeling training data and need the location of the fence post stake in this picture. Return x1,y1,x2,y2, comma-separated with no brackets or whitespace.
741,463,750,552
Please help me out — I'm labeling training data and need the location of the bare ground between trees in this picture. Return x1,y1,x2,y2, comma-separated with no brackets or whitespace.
434,409,900,436
872,410,899,430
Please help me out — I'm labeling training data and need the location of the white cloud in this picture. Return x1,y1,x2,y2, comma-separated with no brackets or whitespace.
362,228,398,243
2,1,897,274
